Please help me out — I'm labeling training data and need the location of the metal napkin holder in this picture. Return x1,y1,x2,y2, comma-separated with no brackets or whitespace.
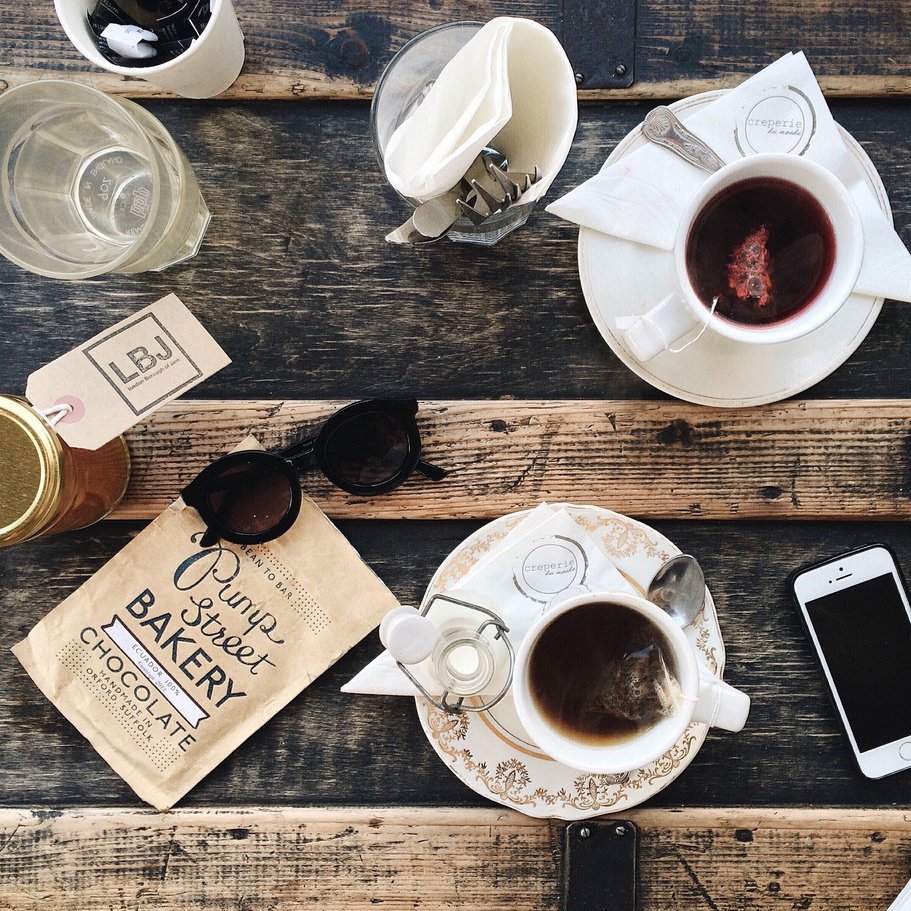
394,593,515,714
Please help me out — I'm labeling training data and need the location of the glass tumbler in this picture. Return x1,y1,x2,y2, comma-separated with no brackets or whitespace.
0,81,210,279
370,21,535,246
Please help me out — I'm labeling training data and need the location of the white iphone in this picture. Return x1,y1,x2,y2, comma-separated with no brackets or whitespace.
791,544,911,779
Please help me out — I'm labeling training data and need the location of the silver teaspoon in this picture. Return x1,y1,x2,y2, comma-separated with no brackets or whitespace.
642,106,726,173
647,553,706,627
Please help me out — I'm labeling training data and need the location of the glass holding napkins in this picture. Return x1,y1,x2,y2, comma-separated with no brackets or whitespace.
372,18,578,245
343,503,637,700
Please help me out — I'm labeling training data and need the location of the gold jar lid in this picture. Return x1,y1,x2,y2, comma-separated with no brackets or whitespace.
0,397,64,546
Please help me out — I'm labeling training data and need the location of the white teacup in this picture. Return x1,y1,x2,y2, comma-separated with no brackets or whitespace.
512,590,750,774
622,153,864,362
55,0,244,99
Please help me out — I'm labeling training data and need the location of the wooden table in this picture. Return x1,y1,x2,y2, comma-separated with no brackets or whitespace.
2,2,911,908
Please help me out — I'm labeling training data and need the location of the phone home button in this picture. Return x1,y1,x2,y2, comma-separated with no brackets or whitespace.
899,742,911,761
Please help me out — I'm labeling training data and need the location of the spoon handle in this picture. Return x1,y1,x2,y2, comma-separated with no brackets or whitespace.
642,106,726,173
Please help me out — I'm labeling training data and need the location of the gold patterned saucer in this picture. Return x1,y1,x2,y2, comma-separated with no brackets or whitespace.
415,504,725,820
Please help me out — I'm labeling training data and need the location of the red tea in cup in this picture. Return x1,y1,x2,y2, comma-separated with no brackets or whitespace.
685,176,837,327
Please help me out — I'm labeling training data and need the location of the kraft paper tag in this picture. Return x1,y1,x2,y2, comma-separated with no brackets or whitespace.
26,294,230,450
13,443,400,808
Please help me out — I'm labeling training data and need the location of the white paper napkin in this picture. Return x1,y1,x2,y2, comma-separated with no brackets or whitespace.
382,17,578,204
546,52,911,304
342,503,637,698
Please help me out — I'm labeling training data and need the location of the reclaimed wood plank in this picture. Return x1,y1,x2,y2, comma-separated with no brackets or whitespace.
5,518,911,810
114,398,911,521
6,68,911,101
0,807,908,910
3,1,911,99
1,101,909,404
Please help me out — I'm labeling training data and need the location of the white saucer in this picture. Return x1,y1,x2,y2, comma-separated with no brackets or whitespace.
578,92,891,407
415,504,727,820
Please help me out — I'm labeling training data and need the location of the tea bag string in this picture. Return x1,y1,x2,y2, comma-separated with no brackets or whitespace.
35,403,74,427
638,296,720,355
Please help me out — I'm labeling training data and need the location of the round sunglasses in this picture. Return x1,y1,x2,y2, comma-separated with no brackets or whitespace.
181,399,447,546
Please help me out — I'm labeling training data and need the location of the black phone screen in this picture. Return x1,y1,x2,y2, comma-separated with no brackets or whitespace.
806,572,911,752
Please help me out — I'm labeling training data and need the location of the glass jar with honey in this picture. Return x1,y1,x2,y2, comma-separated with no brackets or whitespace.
0,396,130,547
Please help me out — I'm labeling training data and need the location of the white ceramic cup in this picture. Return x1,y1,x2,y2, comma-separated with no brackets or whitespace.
55,0,244,99
622,152,864,362
512,590,750,774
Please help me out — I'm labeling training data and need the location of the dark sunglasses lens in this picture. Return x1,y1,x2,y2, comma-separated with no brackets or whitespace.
324,411,411,488
206,457,294,536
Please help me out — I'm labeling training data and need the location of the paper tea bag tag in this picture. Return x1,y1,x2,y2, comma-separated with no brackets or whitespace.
26,294,230,450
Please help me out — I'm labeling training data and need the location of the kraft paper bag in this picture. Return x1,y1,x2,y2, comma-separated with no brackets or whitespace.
13,442,400,808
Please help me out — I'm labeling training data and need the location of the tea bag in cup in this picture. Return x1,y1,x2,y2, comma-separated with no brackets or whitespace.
589,637,683,723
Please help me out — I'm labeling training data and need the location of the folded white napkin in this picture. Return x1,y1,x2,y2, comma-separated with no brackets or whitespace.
342,503,636,698
546,52,911,304
382,17,577,204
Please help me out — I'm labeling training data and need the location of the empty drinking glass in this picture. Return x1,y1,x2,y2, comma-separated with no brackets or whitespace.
0,80,210,279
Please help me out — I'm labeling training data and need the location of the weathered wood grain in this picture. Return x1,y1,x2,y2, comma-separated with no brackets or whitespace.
1,807,908,910
3,1,911,98
4,518,911,811
115,398,911,521
2,101,910,404
7,68,911,101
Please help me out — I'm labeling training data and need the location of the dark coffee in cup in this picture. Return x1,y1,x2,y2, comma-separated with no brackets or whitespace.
685,176,836,327
527,601,681,746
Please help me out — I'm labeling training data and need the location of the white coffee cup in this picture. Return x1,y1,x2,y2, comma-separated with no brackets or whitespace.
512,590,750,774
55,0,244,99
621,152,864,362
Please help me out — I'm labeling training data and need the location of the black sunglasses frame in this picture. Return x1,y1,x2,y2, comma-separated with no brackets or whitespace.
182,399,447,546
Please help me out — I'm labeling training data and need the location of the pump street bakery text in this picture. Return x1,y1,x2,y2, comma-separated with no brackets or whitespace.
14,489,399,809
79,536,287,737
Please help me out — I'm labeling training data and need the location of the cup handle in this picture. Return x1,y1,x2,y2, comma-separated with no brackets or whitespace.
692,667,750,732
621,290,700,362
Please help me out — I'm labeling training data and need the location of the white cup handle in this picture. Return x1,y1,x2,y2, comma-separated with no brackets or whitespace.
692,667,750,732
621,290,700,362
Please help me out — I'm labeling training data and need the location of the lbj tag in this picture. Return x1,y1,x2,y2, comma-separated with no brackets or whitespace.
26,294,230,450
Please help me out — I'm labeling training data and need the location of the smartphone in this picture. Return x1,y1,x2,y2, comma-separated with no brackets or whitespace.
791,544,911,779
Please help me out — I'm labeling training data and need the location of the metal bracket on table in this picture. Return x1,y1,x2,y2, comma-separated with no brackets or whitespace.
561,820,638,911
560,0,637,88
